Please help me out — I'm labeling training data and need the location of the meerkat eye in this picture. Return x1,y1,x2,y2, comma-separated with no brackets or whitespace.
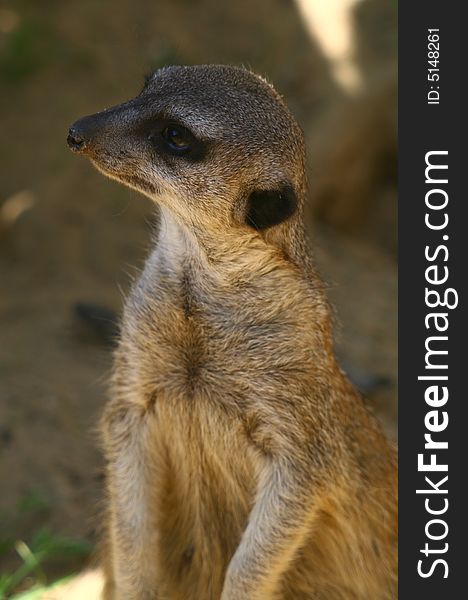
148,121,206,161
161,124,193,155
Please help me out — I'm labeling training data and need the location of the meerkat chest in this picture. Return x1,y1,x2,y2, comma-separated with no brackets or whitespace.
120,217,315,416
126,275,261,402
126,268,310,409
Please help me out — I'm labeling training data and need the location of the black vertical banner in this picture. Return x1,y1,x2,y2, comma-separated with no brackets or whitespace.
399,2,467,598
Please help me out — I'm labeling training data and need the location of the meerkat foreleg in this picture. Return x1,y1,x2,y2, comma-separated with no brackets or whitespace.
221,458,318,600
102,403,160,600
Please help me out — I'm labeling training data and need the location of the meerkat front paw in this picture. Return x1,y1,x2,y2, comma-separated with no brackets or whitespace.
221,567,275,600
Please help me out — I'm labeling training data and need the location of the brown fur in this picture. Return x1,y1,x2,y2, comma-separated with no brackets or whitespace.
68,65,397,600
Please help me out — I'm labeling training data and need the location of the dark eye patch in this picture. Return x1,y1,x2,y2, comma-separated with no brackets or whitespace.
146,118,207,162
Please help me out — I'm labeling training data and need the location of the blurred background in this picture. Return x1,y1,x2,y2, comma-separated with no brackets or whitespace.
0,0,396,596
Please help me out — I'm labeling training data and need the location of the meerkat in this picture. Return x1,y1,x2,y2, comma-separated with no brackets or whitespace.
67,65,397,600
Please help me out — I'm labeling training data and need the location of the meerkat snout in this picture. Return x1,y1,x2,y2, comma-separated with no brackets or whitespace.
68,65,306,234
67,127,86,152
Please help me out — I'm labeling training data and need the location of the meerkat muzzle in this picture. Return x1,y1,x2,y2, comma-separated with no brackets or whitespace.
67,109,117,155
67,127,86,153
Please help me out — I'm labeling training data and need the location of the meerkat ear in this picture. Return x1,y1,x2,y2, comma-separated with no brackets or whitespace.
245,184,297,230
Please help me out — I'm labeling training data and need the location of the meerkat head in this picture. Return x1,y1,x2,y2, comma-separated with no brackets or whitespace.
68,65,306,241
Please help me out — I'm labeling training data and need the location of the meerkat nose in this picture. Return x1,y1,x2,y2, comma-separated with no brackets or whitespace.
67,127,86,153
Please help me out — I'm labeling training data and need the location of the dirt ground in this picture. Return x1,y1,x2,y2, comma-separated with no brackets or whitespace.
0,0,397,588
